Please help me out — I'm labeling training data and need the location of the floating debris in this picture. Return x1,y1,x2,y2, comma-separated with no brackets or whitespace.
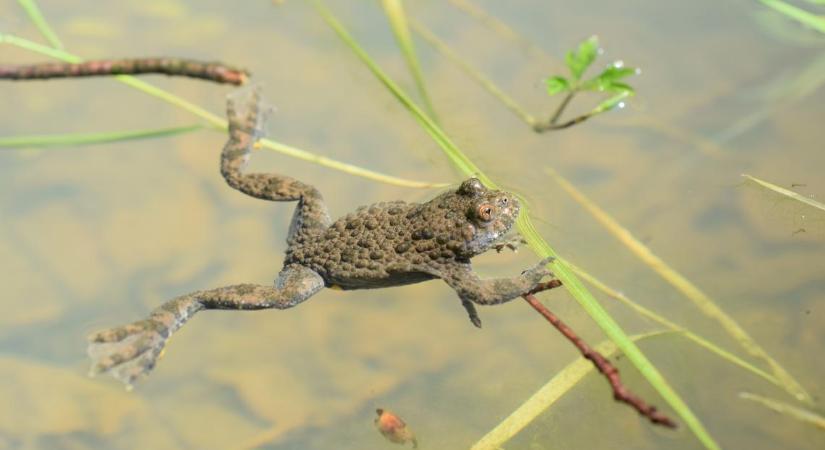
375,408,418,448
0,58,249,85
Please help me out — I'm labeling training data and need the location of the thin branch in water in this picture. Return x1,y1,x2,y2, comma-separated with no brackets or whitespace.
546,167,812,404
311,3,717,445
527,279,564,295
522,292,677,428
533,110,592,132
0,58,249,85
562,258,782,387
548,91,575,125
1,35,444,188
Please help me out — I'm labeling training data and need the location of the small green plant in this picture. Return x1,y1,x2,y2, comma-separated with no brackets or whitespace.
538,36,638,131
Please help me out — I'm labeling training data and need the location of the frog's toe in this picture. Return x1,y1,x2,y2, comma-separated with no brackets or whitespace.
523,257,555,281
226,85,272,139
88,322,148,343
87,323,166,387
539,256,556,266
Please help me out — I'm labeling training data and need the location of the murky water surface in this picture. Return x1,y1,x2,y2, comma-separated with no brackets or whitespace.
1,0,823,449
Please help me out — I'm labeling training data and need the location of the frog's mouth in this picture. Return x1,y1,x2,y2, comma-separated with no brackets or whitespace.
500,196,520,233
469,213,518,255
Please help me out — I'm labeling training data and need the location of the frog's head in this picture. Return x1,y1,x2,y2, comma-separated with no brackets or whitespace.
455,178,520,256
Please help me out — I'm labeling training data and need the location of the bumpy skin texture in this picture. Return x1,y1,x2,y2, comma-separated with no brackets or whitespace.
87,87,555,387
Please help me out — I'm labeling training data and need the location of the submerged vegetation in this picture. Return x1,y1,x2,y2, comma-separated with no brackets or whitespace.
539,35,637,131
0,0,821,449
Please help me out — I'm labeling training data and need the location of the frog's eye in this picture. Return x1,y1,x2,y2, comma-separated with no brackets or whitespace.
476,203,494,222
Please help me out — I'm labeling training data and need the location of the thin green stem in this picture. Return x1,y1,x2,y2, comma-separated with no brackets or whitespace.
549,91,575,124
447,0,557,62
743,173,825,213
758,0,825,34
563,259,781,388
739,392,825,430
410,19,538,127
17,0,63,49
547,167,812,404
0,125,203,148
311,2,720,448
411,18,620,134
471,331,674,450
380,0,439,121
0,33,446,189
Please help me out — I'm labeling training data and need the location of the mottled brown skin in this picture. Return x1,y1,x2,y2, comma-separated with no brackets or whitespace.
87,87,555,387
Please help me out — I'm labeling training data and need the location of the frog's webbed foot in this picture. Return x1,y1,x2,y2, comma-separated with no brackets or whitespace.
444,257,557,327
521,256,556,282
87,319,170,389
226,84,272,142
492,235,527,253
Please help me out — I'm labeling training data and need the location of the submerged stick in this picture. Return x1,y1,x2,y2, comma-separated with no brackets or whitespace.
522,292,676,428
0,58,249,85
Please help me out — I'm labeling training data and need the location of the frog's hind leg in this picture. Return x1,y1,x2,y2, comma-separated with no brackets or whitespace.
220,87,330,243
87,264,324,388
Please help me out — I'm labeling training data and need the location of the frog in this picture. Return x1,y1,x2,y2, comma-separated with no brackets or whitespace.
87,87,558,387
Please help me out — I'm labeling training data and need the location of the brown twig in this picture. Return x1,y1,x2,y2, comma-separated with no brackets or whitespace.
527,279,564,295
531,92,600,133
522,291,677,428
0,58,249,85
532,113,593,132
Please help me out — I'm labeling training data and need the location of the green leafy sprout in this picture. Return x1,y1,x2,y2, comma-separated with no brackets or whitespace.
539,36,638,131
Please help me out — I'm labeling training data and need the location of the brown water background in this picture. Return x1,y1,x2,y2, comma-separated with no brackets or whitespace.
1,0,823,449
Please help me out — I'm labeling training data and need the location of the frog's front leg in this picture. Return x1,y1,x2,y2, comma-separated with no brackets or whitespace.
441,257,556,327
87,264,323,388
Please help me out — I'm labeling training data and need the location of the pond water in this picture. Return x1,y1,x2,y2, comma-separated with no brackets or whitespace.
1,0,823,449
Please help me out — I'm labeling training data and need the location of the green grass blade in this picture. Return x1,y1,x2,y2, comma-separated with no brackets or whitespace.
0,33,444,189
310,2,720,448
546,167,812,404
410,18,538,127
743,174,825,213
758,0,825,34
516,213,720,450
309,3,482,177
0,125,202,148
471,331,673,450
739,392,825,430
447,0,556,61
17,0,63,49
564,259,782,388
380,0,439,121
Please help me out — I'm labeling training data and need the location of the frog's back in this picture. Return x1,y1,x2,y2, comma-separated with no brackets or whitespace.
285,200,429,288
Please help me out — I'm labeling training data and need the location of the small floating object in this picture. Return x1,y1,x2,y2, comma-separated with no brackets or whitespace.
375,408,418,448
